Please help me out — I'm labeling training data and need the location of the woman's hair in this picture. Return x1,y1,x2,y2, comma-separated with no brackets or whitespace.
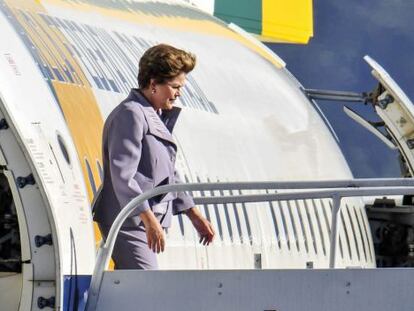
138,44,196,88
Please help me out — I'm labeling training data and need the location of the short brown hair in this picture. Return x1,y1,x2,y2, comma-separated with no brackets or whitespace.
138,44,196,88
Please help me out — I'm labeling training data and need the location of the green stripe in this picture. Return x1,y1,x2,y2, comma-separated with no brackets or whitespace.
214,0,262,35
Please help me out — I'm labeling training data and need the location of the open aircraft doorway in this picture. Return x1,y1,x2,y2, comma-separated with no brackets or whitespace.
0,100,57,310
0,169,22,310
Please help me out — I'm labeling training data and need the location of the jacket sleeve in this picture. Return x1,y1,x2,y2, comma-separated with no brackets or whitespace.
172,169,195,215
107,106,150,215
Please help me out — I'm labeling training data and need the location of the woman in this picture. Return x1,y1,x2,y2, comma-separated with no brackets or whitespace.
93,44,215,269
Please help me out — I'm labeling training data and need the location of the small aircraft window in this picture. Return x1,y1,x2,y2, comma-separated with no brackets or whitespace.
96,160,103,182
85,158,96,195
57,134,71,165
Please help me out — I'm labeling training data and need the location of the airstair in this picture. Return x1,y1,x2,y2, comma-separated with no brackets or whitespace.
85,179,414,311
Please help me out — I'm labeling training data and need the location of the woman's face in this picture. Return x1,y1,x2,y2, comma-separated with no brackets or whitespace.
150,72,186,110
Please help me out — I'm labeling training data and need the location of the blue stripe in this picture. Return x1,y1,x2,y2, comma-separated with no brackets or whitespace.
63,275,91,311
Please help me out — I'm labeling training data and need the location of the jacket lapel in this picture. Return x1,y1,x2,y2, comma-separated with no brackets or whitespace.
128,89,178,148
144,108,177,147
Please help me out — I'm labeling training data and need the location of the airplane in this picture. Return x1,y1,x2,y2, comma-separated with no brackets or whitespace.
0,0,413,310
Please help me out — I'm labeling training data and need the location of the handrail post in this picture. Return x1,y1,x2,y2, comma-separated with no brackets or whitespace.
86,190,155,311
86,242,109,310
329,195,342,268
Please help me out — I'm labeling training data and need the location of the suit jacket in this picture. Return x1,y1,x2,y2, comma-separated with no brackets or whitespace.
93,89,194,228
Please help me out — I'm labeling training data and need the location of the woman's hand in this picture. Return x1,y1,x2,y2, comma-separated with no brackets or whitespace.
140,209,165,253
186,207,215,245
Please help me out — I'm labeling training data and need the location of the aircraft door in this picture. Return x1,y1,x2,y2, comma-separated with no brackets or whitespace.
365,56,414,175
0,98,56,310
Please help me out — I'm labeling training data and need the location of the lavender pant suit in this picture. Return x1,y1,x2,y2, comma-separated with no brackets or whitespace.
93,89,194,269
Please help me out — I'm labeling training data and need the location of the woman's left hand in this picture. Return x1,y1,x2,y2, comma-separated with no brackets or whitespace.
186,207,215,245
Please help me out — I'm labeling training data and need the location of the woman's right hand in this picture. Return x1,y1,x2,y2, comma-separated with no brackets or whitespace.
139,209,165,253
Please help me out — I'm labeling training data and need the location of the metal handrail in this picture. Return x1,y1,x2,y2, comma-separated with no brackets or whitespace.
86,178,414,310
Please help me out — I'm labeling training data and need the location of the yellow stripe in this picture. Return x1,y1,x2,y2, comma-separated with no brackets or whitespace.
5,0,105,248
262,0,313,44
5,0,104,200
